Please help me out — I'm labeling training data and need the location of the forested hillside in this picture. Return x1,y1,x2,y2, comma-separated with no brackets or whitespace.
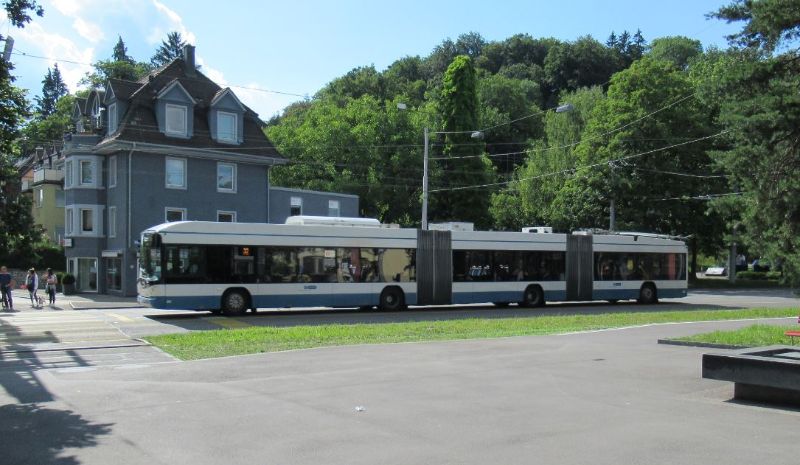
265,0,800,284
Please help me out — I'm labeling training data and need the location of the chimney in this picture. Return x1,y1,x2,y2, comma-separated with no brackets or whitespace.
183,44,195,76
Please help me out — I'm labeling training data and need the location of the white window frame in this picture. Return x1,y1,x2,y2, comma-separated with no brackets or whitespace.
165,207,187,223
217,111,237,143
108,155,117,188
65,160,73,188
216,162,237,193
165,103,188,137
65,208,74,235
79,160,94,186
108,206,117,238
328,200,340,217
108,102,117,134
217,210,236,223
165,157,187,189
35,188,43,208
290,196,302,216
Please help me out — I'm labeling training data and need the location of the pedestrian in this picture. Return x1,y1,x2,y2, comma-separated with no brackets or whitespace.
0,266,13,310
26,268,39,308
44,268,57,306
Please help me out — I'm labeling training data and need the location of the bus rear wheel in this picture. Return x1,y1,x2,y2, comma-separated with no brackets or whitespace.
379,287,406,312
521,285,545,307
638,283,658,304
222,289,250,316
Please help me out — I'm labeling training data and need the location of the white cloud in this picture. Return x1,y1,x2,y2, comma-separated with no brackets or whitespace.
14,21,95,91
72,17,104,42
150,0,196,44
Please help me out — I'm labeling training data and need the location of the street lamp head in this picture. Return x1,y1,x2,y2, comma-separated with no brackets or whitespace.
555,103,574,113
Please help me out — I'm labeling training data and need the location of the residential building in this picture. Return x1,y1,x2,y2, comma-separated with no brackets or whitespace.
268,187,358,224
60,45,356,296
19,146,66,243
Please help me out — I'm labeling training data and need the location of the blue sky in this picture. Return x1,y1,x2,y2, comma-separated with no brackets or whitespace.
2,0,741,119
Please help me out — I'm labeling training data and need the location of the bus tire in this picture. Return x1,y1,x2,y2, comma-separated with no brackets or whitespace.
521,285,545,307
222,289,250,316
379,287,406,312
638,283,658,304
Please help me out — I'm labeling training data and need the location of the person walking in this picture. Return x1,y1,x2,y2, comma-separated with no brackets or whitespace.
0,266,13,310
26,268,39,308
44,268,57,306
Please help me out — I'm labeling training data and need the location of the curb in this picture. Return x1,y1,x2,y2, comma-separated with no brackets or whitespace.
657,338,748,350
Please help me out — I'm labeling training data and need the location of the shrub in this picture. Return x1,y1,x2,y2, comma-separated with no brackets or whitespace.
61,273,76,285
735,271,775,280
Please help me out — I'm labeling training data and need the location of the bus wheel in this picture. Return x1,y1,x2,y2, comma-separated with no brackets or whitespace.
379,287,405,312
222,289,249,316
521,285,545,308
638,283,658,304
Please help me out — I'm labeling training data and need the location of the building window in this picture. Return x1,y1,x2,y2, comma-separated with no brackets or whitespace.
35,188,43,208
108,206,117,238
108,155,117,188
217,211,236,222
217,162,236,192
290,196,302,216
55,189,65,207
165,157,186,189
165,207,186,223
108,102,117,134
65,160,73,188
328,200,340,217
80,208,94,232
217,111,237,143
165,103,188,137
79,160,94,185
66,208,73,235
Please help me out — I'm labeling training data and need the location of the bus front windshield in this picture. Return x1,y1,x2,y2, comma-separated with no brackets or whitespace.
140,233,162,283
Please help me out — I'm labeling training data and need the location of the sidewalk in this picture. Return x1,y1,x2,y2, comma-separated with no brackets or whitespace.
1,289,140,312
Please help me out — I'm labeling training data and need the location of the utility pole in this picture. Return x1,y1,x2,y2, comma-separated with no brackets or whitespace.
422,127,429,230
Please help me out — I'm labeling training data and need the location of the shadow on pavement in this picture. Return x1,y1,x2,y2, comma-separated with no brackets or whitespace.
0,403,113,465
147,300,742,332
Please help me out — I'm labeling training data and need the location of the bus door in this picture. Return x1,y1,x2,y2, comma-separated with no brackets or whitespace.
566,233,593,301
416,230,452,305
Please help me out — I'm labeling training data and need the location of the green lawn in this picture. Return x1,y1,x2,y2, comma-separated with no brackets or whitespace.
145,307,798,360
671,324,799,347
689,278,788,289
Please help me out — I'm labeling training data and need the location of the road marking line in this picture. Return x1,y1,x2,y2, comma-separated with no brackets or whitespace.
206,317,252,329
107,312,135,323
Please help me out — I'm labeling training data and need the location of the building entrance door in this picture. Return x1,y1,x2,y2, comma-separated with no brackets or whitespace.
77,258,98,292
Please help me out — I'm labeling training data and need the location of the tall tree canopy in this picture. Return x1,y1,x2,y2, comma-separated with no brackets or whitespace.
151,31,187,67
707,0,800,283
81,36,151,88
34,64,68,118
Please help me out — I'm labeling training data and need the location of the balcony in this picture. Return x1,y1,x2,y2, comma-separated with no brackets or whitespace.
32,168,64,185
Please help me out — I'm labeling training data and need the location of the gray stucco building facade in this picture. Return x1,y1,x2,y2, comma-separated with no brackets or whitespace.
61,45,359,296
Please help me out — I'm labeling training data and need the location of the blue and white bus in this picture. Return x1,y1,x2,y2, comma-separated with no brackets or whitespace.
137,219,688,315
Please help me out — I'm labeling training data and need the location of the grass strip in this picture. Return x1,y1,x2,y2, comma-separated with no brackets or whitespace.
689,278,789,289
671,324,798,347
145,307,798,360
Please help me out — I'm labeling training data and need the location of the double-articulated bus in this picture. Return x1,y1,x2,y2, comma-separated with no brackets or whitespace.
137,220,687,315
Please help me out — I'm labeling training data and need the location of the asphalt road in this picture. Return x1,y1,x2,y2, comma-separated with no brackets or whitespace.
0,289,798,464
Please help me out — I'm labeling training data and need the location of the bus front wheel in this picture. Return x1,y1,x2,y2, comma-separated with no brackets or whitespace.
222,289,250,316
638,283,658,304
521,285,545,307
379,287,406,312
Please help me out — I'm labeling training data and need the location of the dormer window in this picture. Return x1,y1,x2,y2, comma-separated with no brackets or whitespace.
217,111,237,143
107,103,117,134
165,104,188,137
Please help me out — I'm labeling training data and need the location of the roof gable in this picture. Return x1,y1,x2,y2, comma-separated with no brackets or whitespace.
156,79,196,104
210,88,245,111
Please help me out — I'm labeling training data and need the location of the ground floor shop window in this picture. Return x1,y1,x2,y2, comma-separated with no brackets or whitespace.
105,258,122,292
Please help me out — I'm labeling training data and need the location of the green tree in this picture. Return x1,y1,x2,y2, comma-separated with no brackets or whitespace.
81,36,151,87
429,55,494,227
112,36,133,63
34,64,68,118
549,58,724,256
0,0,45,264
648,36,703,69
707,0,800,283
150,31,187,67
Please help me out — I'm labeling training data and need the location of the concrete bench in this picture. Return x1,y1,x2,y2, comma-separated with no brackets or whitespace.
703,346,800,406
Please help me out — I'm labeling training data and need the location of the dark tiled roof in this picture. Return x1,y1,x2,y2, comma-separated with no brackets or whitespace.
106,78,141,101
100,58,283,160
